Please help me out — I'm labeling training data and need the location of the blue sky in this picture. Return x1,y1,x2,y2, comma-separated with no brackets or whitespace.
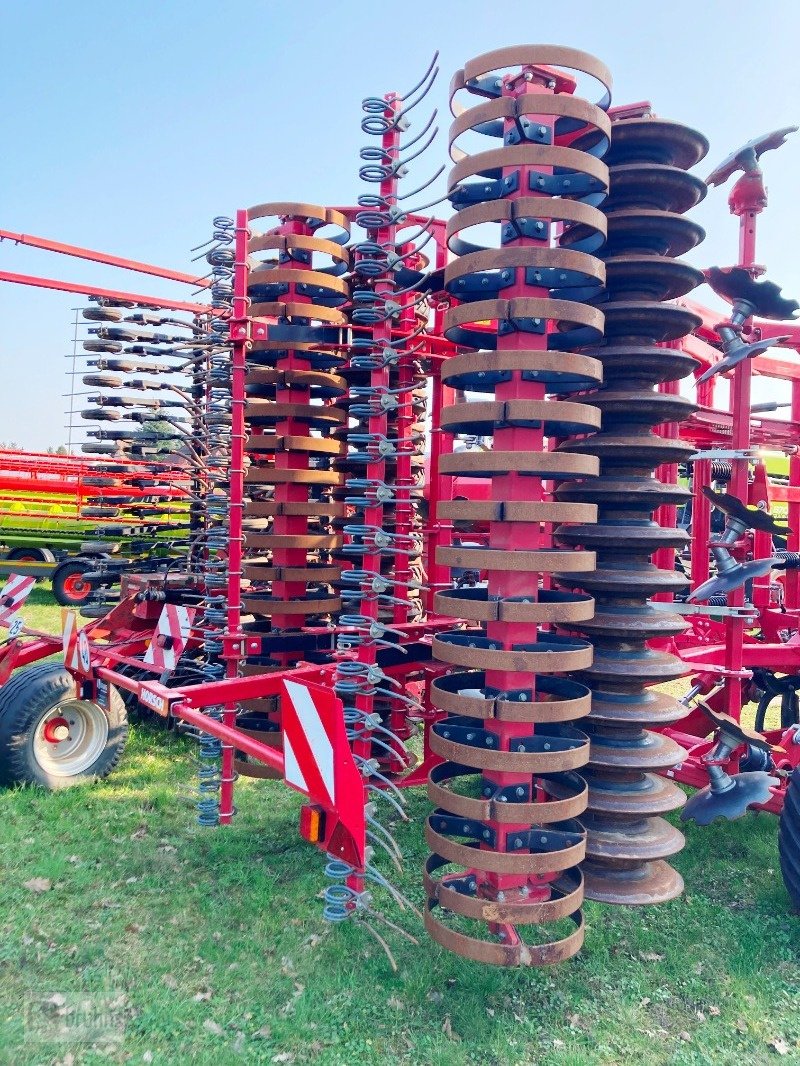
1,0,799,449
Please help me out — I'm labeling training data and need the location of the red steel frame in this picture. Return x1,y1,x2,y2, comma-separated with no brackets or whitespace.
3,112,800,892
650,151,800,805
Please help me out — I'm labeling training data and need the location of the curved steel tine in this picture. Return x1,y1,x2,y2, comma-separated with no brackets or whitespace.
399,109,438,154
399,50,439,105
355,757,406,804
367,817,404,863
359,920,399,971
367,818,404,866
362,907,420,944
398,164,447,203
397,59,440,120
367,784,409,820
366,829,404,873
399,125,439,168
366,864,423,919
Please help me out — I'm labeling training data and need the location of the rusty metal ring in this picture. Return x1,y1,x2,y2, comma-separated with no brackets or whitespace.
243,435,344,456
433,630,594,674
247,202,350,244
425,818,586,875
449,93,610,160
443,296,604,351
440,450,598,480
245,468,341,486
446,197,607,256
433,588,594,625
244,564,340,583
243,534,339,551
249,301,348,326
244,402,345,425
425,854,584,927
444,246,604,290
424,902,584,967
441,349,602,393
245,368,348,394
450,46,612,113
430,671,592,723
437,499,596,525
436,544,595,574
244,500,343,519
247,266,350,299
448,144,609,197
441,399,601,436
430,721,590,775
247,232,351,267
428,763,588,824
241,595,341,616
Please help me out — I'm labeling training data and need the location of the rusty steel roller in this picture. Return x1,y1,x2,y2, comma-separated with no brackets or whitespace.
424,46,611,967
554,109,708,904
241,203,350,676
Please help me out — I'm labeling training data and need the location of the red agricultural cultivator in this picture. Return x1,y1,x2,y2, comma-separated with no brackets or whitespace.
0,44,798,968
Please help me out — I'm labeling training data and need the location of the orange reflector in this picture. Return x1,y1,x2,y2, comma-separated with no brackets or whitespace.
299,804,326,844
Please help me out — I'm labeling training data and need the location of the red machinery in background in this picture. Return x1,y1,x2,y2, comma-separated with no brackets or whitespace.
0,45,799,969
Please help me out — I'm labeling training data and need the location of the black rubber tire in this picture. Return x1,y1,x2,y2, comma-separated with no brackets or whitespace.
779,768,800,911
6,546,55,564
0,664,127,788
52,560,97,607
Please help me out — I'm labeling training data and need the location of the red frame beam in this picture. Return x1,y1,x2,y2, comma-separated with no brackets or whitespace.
0,270,209,314
0,229,208,287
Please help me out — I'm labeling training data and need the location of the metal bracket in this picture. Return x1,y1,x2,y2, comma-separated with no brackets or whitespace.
650,600,758,621
691,449,758,461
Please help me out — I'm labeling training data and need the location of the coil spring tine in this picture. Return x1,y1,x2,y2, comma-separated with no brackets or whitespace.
366,828,404,874
367,784,408,821
354,756,406,805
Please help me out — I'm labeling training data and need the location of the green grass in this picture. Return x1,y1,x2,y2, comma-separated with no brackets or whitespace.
0,594,799,1065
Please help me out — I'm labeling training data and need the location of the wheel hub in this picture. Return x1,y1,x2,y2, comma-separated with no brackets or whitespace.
42,716,70,743
33,700,109,776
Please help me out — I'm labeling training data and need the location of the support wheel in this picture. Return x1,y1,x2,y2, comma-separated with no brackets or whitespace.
779,768,800,911
0,664,127,788
52,560,96,606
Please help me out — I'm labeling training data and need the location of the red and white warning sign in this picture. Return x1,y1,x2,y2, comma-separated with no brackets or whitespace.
281,678,366,867
282,679,336,806
143,604,196,674
0,575,35,627
61,608,91,674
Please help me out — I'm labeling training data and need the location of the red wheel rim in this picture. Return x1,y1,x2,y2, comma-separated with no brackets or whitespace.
12,552,38,563
62,573,91,602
